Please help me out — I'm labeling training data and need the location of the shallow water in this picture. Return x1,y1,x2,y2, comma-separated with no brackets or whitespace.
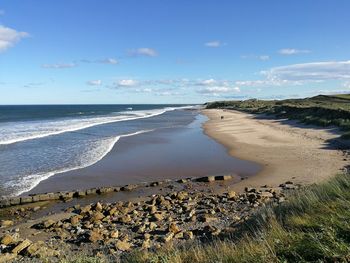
26,113,261,195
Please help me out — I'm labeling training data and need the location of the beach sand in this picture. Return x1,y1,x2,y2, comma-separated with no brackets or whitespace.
203,109,347,192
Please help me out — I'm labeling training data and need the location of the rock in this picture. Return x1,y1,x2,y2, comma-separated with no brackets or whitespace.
177,179,188,183
80,205,92,214
59,192,74,200
110,230,119,238
0,253,17,263
245,187,256,193
95,202,103,212
200,214,217,223
86,188,97,195
0,220,14,228
0,199,11,208
141,239,151,249
149,222,157,230
162,232,174,242
121,184,138,191
115,240,131,251
119,215,132,223
260,192,273,198
174,232,184,239
184,231,194,240
215,175,232,181
247,193,257,202
10,197,21,206
168,222,181,234
108,207,118,216
91,212,105,222
97,187,113,194
0,234,16,246
20,196,33,204
26,241,44,256
177,191,188,201
113,187,121,192
32,206,41,212
12,239,32,254
227,191,236,198
43,219,55,229
196,176,215,182
204,225,221,236
152,213,164,221
74,190,86,197
70,215,82,225
0,234,15,245
88,230,103,243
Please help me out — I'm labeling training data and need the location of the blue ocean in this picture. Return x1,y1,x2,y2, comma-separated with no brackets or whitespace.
0,105,195,197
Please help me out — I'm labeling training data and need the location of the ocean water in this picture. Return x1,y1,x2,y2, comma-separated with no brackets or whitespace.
0,105,195,197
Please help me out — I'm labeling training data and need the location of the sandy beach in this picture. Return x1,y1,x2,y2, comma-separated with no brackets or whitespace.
203,109,347,192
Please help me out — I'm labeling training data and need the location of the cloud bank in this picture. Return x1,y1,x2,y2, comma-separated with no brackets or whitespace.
0,25,29,52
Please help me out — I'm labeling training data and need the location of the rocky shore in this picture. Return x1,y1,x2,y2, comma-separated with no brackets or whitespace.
0,176,297,262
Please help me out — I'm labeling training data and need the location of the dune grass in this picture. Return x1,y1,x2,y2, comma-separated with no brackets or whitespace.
205,94,350,138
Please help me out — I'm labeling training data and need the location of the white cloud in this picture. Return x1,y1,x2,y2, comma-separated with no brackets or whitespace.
259,55,270,61
80,58,118,64
234,60,350,90
197,86,240,95
241,54,270,61
199,79,217,86
262,60,350,81
97,58,118,64
0,25,29,52
87,80,102,86
42,63,76,69
342,81,350,89
205,41,224,48
278,48,311,55
128,48,158,57
115,79,138,87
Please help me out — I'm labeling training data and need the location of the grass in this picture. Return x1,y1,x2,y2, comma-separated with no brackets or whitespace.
205,94,350,137
62,172,350,262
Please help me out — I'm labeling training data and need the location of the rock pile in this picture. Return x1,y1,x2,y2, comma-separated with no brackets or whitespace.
0,181,294,261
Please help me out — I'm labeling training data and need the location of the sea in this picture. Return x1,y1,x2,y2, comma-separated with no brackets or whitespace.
0,105,196,197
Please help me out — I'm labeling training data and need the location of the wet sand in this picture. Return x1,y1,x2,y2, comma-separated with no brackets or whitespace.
26,114,261,195
203,109,347,192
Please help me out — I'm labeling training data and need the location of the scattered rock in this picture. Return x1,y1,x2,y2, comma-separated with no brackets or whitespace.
0,253,17,263
115,240,131,251
0,220,14,228
12,239,32,254
0,234,15,245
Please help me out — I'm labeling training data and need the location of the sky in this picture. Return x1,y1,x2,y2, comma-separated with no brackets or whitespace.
0,0,350,104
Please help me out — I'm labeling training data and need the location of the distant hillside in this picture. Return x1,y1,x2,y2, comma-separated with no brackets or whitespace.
206,94,350,139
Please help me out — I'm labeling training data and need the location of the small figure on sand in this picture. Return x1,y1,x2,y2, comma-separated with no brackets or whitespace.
221,116,224,120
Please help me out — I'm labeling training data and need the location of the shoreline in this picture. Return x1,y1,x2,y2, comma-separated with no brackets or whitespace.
202,109,347,192
23,112,259,196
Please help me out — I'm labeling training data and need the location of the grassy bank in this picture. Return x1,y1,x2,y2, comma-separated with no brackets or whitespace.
63,172,350,263
206,94,350,139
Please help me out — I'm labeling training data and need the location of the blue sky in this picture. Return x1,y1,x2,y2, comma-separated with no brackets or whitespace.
0,1,350,104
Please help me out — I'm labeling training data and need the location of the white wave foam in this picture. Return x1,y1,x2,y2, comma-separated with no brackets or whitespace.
0,106,192,146
6,129,152,197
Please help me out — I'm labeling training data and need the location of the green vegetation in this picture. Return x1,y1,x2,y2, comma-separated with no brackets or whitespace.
206,94,350,139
